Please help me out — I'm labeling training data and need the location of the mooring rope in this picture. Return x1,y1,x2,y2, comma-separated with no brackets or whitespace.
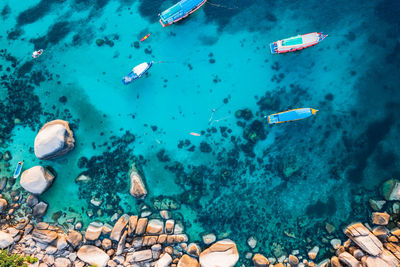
207,1,239,10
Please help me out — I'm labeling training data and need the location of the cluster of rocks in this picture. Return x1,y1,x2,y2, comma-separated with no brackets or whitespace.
0,115,241,266
8,118,400,267
248,178,400,267
0,211,240,267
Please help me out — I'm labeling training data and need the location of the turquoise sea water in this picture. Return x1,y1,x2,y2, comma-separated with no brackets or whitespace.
1,0,400,263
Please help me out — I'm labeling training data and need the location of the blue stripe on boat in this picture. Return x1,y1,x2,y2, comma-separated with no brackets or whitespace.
122,62,153,85
268,108,317,124
160,0,205,26
269,43,277,54
13,161,23,178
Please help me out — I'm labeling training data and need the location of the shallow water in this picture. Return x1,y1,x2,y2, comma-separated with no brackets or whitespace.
1,0,400,263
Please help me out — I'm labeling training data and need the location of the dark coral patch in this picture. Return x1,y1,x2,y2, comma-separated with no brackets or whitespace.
31,21,72,49
138,0,164,19
306,196,337,217
16,61,34,77
17,0,65,27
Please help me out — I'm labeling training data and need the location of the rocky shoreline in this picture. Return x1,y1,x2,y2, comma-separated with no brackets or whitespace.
1,120,400,267
2,176,400,267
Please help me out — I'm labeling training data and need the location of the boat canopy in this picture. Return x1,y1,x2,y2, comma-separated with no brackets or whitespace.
160,0,204,24
282,36,303,46
161,3,182,18
277,108,312,122
133,62,149,75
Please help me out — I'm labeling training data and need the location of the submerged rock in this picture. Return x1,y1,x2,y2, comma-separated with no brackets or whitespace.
202,233,216,245
129,165,147,199
247,236,257,249
382,179,400,201
252,253,269,267
26,194,39,207
77,245,109,267
32,201,48,217
0,177,7,191
75,174,91,183
369,199,386,211
34,119,75,160
0,198,7,213
330,239,342,249
199,239,239,267
308,246,319,260
96,39,105,46
20,166,55,195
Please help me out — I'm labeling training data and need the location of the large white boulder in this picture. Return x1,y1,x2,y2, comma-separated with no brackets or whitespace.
77,245,109,267
338,252,361,267
20,166,55,195
129,165,147,199
199,239,239,267
85,222,103,241
110,214,129,242
155,253,172,267
0,231,13,249
345,223,383,256
34,120,75,160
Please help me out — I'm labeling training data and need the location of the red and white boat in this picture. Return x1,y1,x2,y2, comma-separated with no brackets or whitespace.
270,32,327,54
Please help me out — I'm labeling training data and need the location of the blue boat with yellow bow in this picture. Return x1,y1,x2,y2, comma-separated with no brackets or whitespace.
268,108,318,124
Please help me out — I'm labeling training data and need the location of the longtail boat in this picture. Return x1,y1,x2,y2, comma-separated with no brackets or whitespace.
13,161,23,178
122,62,153,85
268,108,318,124
270,32,327,54
159,0,207,27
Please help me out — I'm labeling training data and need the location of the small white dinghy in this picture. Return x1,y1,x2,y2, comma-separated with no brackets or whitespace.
122,62,153,84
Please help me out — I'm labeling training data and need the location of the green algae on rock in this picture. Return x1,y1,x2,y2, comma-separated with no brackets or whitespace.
382,179,400,201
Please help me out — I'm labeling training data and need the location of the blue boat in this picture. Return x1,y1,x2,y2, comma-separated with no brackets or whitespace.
122,62,153,85
268,108,318,124
13,161,23,178
159,0,207,27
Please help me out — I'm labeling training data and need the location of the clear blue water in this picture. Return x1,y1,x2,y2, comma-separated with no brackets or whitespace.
1,0,400,263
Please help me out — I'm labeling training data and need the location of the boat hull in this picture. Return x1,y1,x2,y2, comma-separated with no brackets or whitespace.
159,0,207,27
270,32,327,54
268,108,318,124
13,161,23,178
122,62,153,85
